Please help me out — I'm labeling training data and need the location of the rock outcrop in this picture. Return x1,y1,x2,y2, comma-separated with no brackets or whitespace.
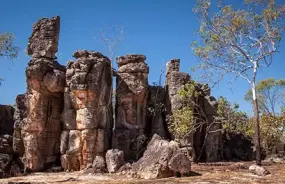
60,50,113,171
18,16,65,171
127,134,191,179
112,55,149,161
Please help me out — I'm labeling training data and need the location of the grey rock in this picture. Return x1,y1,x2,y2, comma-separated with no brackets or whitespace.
129,134,181,179
27,16,60,59
168,152,191,174
105,149,125,173
249,164,270,176
92,155,106,173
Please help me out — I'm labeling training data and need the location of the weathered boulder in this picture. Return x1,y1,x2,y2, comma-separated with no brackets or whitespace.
61,50,113,171
168,152,191,175
113,54,149,161
128,134,191,179
249,164,270,176
105,149,125,173
17,16,65,171
0,105,15,135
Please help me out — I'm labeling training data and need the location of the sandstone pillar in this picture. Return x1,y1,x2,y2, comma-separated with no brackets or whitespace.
60,50,113,171
112,55,149,161
21,16,65,171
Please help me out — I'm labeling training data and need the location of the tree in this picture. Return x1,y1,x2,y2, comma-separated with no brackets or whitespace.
217,97,252,138
0,32,18,59
245,78,285,115
0,32,18,84
193,0,285,165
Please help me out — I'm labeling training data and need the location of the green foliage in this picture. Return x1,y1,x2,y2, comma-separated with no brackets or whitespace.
0,32,18,59
193,0,285,83
245,78,285,114
249,114,285,153
217,97,253,138
169,106,194,140
168,82,198,140
218,96,285,154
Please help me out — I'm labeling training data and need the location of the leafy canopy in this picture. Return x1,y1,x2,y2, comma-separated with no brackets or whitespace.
0,32,18,59
245,78,285,115
192,0,285,83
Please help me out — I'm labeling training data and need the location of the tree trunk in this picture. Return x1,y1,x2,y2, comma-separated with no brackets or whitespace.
252,81,262,165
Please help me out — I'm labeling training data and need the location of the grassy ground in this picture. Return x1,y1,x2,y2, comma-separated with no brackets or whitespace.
1,162,285,184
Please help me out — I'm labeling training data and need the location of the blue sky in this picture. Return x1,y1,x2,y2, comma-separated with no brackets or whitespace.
0,0,285,114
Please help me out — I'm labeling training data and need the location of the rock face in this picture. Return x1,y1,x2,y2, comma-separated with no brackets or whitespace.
112,55,149,161
0,105,15,135
18,16,65,171
60,50,113,171
128,134,191,179
13,94,27,157
105,149,125,173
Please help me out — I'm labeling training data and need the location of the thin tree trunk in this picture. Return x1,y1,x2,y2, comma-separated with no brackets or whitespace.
251,64,262,165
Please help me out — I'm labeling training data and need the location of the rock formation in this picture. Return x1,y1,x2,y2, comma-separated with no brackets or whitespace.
60,50,113,171
164,59,222,162
112,55,149,161
6,16,227,176
18,16,65,171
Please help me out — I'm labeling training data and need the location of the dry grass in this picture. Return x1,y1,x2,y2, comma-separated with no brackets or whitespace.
1,162,285,184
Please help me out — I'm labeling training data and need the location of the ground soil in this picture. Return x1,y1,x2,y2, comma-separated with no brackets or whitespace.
1,162,285,184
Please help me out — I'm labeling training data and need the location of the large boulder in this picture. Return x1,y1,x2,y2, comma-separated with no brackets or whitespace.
127,134,191,179
168,152,191,174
